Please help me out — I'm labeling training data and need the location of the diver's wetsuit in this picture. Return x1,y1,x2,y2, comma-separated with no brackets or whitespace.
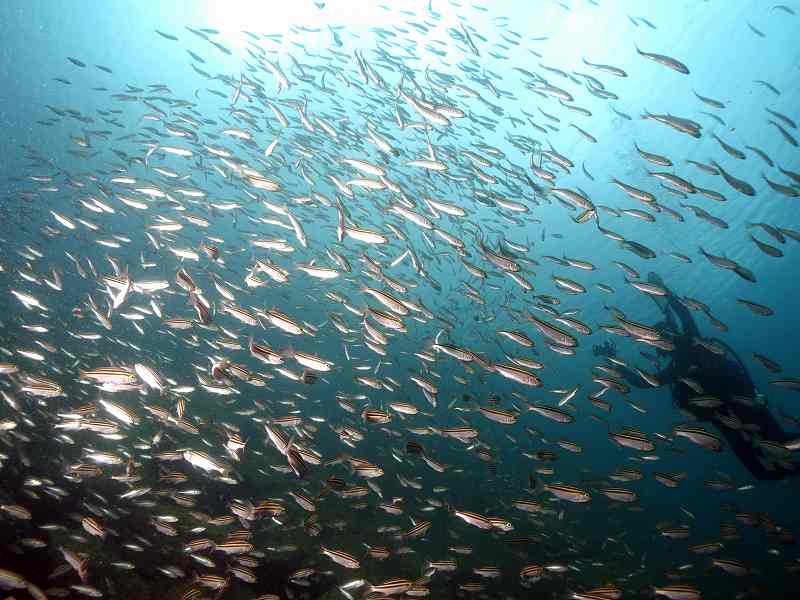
600,277,797,481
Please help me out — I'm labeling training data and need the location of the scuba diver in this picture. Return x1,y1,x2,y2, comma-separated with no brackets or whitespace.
593,272,798,481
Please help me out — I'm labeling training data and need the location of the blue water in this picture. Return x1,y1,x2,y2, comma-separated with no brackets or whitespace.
1,1,799,599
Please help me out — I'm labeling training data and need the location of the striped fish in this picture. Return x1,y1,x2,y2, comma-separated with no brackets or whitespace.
321,546,361,569
367,578,412,596
479,406,518,424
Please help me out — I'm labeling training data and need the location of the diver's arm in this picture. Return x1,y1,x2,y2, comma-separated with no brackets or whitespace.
665,296,700,339
593,341,671,389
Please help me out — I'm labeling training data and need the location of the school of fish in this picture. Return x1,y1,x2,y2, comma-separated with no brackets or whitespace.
1,2,800,600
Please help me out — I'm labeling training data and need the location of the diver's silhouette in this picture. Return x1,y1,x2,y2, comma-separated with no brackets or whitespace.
594,272,797,481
